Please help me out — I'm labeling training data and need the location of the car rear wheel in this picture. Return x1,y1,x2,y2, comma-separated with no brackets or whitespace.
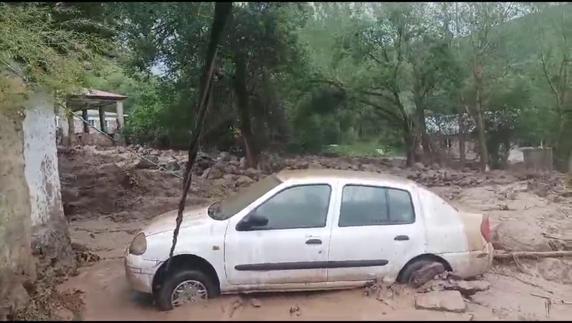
398,259,444,286
155,269,217,311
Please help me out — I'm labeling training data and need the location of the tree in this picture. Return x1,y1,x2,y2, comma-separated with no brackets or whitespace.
336,3,435,165
114,3,309,162
458,2,520,171
0,3,111,99
533,3,572,171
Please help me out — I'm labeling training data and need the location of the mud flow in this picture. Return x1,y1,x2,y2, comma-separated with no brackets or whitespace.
29,145,572,320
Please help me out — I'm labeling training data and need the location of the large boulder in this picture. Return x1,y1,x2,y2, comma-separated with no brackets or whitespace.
135,156,159,169
236,175,254,187
218,151,231,162
414,290,466,313
492,220,552,251
537,258,572,284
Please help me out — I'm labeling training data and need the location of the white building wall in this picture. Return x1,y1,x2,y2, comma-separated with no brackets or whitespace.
22,91,65,227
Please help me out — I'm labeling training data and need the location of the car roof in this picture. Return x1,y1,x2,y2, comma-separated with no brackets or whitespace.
275,169,416,187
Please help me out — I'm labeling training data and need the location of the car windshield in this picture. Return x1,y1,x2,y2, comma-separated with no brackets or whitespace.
208,175,282,220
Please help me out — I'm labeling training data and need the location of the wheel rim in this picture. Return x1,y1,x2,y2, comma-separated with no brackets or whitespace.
170,280,208,307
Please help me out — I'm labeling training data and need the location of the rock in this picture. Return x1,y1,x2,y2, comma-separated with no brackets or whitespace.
164,160,180,171
10,282,30,311
414,162,425,170
414,290,466,313
362,164,378,173
239,157,248,169
236,175,254,187
250,298,262,308
225,165,239,175
308,162,323,169
201,168,211,179
295,161,309,169
410,262,445,288
537,258,572,284
492,220,552,252
135,156,159,169
245,168,260,179
213,178,227,187
54,306,75,321
207,167,224,180
196,154,214,170
451,280,490,296
219,151,231,162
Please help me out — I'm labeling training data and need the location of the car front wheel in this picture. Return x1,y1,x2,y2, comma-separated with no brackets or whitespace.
155,269,217,311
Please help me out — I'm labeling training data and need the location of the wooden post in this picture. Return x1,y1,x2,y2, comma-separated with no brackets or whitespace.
67,110,75,146
82,108,89,133
98,107,106,133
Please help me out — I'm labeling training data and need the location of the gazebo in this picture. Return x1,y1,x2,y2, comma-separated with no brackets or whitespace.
61,89,128,145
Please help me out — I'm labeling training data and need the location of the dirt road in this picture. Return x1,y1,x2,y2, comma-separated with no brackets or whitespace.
54,146,572,320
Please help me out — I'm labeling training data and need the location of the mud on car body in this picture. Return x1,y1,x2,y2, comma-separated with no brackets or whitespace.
124,169,493,311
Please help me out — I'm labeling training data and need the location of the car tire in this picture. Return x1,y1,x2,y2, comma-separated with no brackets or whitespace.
155,269,217,311
398,259,442,286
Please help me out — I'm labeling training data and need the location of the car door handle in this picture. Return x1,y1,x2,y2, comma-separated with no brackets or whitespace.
305,238,322,245
394,235,409,241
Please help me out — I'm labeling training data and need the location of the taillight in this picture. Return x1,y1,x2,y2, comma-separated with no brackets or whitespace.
480,215,491,242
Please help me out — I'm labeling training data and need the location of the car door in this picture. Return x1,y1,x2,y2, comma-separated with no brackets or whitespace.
224,183,335,286
327,182,425,283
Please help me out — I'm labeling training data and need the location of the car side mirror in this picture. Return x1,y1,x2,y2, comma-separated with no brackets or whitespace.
237,210,268,231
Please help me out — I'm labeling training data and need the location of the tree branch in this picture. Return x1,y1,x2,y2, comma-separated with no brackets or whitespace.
357,97,403,123
540,51,561,109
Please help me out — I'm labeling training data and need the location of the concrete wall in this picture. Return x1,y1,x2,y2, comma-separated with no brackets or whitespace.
0,105,35,317
22,92,74,267
0,90,74,317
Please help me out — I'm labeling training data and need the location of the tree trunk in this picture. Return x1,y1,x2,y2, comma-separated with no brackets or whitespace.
473,62,489,172
233,56,258,168
458,103,467,164
416,106,431,156
554,73,570,172
405,135,415,167
66,111,75,146
404,120,416,167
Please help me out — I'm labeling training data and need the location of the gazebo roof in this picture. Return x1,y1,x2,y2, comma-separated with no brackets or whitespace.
67,88,128,111
77,89,128,101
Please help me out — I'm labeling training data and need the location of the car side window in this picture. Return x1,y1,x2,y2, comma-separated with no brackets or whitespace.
250,184,331,230
339,185,415,227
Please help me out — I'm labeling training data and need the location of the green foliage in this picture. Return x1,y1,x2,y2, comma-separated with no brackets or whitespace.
0,4,102,96
5,2,571,168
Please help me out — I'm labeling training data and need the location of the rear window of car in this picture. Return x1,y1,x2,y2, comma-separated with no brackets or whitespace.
339,185,415,227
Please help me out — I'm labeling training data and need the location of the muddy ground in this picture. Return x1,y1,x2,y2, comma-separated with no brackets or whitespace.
41,145,572,320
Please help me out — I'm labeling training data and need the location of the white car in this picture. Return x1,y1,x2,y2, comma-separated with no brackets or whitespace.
125,169,493,310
